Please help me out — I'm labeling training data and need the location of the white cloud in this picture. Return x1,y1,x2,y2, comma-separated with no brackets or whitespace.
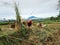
0,0,59,19
21,12,59,18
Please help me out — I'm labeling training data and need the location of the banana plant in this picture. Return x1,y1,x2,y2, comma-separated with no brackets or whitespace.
15,3,21,24
14,2,21,30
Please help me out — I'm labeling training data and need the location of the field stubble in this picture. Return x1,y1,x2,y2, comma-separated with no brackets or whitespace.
0,23,60,45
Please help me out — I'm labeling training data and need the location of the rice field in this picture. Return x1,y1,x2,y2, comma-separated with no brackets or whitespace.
0,22,60,45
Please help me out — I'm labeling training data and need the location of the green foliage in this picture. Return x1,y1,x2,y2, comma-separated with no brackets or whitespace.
19,28,30,39
15,3,21,24
50,15,60,21
0,22,8,25
50,16,55,20
57,15,60,19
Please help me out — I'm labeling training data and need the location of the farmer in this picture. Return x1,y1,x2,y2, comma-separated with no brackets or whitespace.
27,20,32,27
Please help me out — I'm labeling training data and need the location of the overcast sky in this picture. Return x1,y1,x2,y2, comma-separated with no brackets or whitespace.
0,0,59,19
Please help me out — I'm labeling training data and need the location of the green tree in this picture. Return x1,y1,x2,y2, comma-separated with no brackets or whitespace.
50,16,55,20
57,15,60,18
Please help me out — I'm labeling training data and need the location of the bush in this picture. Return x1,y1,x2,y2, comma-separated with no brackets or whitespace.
0,22,8,25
